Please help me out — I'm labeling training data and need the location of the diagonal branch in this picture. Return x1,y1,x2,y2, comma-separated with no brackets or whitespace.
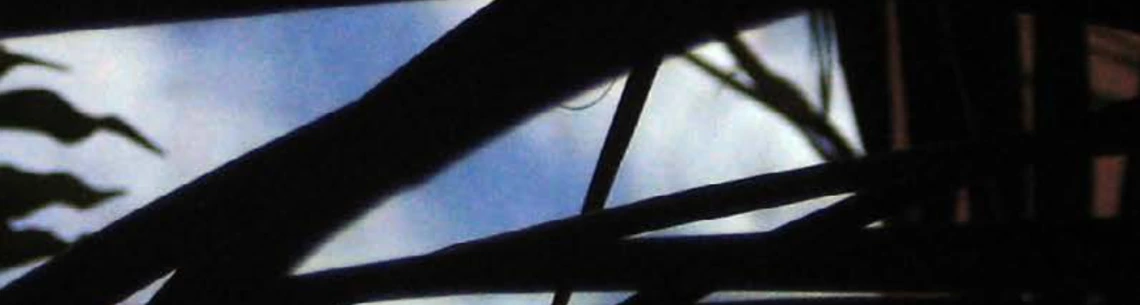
283,100,1140,304
271,220,1140,304
579,56,661,214
719,35,856,160
2,1,1138,40
0,1,819,304
565,100,1140,305
0,0,430,38
683,53,844,160
551,53,662,305
697,294,1034,305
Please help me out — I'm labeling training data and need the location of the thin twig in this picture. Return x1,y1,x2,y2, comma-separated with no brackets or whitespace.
720,34,856,160
551,54,662,305
683,50,853,160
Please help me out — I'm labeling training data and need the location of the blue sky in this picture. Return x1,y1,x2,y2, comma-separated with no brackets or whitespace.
1,2,861,304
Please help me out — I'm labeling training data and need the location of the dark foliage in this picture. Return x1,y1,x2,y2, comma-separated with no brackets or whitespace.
0,89,162,154
0,45,160,270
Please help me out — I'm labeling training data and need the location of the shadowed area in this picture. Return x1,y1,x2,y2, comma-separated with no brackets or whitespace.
0,228,67,269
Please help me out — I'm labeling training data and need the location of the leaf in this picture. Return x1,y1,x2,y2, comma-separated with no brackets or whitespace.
0,45,67,79
0,164,123,220
0,228,68,269
0,89,163,155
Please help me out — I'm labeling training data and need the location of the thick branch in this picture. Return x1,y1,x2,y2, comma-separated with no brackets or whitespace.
0,0,425,38
275,100,1140,302
720,35,856,160
276,221,1140,304
0,1,814,304
2,1,1138,40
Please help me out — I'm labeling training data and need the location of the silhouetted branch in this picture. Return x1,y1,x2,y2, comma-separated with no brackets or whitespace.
723,35,855,160
616,288,710,305
683,51,849,161
2,0,1137,40
1031,4,1091,221
272,220,1140,304
697,294,1024,305
618,141,989,305
938,4,1026,223
0,1,816,304
0,0,430,38
267,100,1140,304
579,56,661,214
551,52,662,305
832,3,893,156
4,1,1136,304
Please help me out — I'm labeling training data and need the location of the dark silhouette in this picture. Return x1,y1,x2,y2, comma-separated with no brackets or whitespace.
0,227,67,269
0,165,121,269
683,34,855,161
0,165,124,220
0,0,427,38
0,89,163,155
551,55,662,305
0,46,66,78
1,1,1139,305
2,45,161,273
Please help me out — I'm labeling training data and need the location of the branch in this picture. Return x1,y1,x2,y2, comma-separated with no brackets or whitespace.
0,1,817,304
719,35,856,160
697,294,1025,305
551,50,662,305
682,52,849,160
0,0,428,38
273,220,1140,304
2,1,1138,40
273,100,1140,304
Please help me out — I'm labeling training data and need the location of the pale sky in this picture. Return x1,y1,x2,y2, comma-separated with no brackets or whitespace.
1,2,861,304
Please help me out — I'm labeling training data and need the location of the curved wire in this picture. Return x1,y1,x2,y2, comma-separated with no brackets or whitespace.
558,78,619,111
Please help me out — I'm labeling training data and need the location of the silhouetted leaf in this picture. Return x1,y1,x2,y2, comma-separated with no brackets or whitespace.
0,227,67,269
0,89,163,154
0,164,123,220
0,44,66,80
